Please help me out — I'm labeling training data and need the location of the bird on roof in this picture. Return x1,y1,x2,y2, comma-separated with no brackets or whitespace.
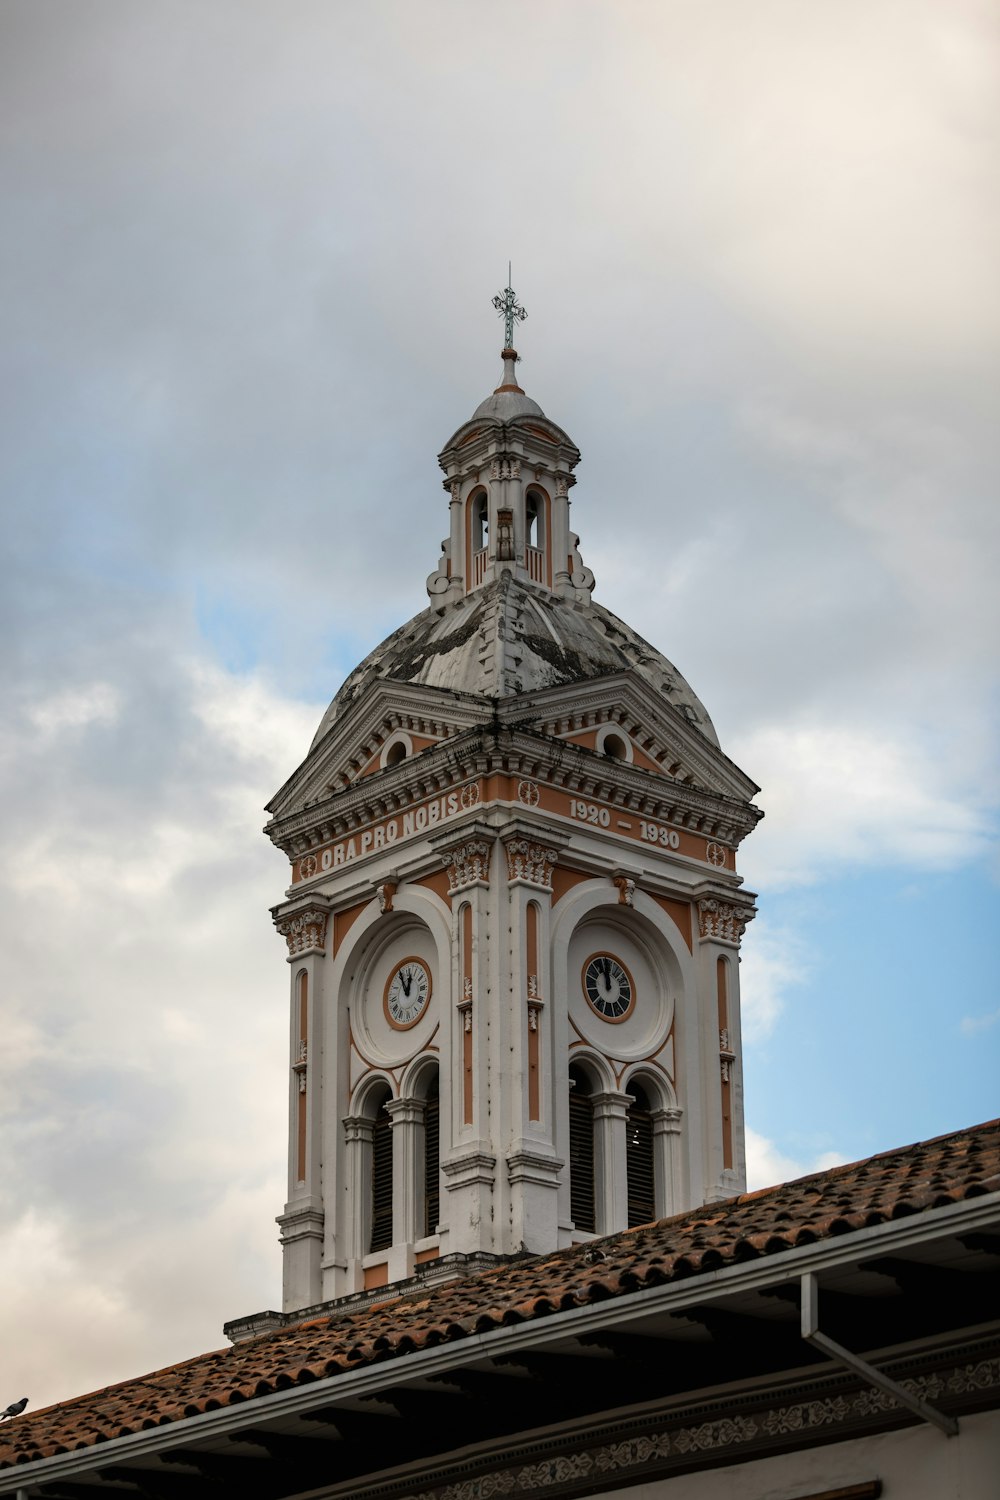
0,1398,28,1421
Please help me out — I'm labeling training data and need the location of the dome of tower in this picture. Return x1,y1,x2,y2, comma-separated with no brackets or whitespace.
469,350,545,422
310,573,719,750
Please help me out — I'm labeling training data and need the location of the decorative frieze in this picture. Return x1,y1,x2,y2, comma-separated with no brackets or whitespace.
275,902,330,957
504,837,559,890
697,898,755,946
388,1351,999,1500
443,838,493,893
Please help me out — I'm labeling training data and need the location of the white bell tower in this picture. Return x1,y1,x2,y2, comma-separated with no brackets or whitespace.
266,288,762,1314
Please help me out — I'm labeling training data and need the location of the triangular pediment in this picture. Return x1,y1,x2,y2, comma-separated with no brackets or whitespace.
497,671,760,805
266,680,492,822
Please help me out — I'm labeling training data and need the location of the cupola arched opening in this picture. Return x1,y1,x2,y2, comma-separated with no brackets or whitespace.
466,488,489,590
524,487,550,587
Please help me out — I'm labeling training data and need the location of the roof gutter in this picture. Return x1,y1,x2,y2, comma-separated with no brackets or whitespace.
2,1192,995,1495
800,1272,959,1438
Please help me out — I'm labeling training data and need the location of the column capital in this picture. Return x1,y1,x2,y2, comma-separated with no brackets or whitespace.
431,821,495,894
591,1090,633,1122
342,1114,375,1145
273,894,333,959
500,820,568,891
697,896,756,946
386,1097,426,1126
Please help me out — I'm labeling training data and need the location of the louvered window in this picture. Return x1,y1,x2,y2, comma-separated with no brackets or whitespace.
626,1084,655,1228
568,1067,595,1233
370,1102,393,1252
424,1080,440,1238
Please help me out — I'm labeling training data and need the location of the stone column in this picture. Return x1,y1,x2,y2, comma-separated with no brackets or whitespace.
341,1115,374,1290
501,821,566,1252
273,894,331,1312
696,893,755,1203
433,825,497,1255
651,1105,684,1219
386,1095,425,1275
592,1090,632,1235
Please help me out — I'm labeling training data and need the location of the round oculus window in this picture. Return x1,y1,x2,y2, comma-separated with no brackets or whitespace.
383,957,432,1030
582,953,635,1022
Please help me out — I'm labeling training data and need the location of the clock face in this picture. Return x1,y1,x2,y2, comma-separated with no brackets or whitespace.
383,958,432,1030
583,953,635,1022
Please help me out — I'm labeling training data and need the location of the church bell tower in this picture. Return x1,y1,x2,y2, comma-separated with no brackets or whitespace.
266,283,762,1312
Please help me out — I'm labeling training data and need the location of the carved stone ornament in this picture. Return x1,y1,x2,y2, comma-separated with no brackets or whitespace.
706,841,728,868
504,838,559,890
450,479,461,503
612,875,636,907
496,507,514,560
697,898,755,946
517,779,540,807
376,881,396,914
719,1027,736,1084
397,1350,1000,1500
460,782,481,809
275,904,329,957
298,853,318,880
443,838,492,893
555,475,569,497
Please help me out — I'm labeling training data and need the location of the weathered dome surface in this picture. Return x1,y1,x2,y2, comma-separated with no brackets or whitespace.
310,574,719,750
470,386,545,421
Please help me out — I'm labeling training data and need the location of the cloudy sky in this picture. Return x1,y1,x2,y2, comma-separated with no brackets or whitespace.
2,1,998,1414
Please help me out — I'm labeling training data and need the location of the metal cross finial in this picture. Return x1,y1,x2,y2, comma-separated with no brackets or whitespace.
492,263,527,350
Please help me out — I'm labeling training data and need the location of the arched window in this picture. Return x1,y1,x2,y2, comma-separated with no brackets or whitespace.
526,490,542,549
467,490,489,588
369,1086,393,1253
423,1072,440,1237
525,489,548,585
568,1064,596,1233
472,490,489,550
626,1082,655,1228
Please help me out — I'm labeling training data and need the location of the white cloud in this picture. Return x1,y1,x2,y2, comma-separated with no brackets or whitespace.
736,919,809,1038
960,1008,1000,1037
745,1127,850,1194
733,720,990,890
0,650,322,1409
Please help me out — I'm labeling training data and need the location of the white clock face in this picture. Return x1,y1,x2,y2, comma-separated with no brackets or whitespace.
383,958,432,1030
583,953,635,1021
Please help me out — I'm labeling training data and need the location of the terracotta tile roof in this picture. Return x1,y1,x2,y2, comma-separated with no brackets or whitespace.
2,1118,997,1471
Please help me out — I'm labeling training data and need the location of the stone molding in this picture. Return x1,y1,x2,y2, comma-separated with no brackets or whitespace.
275,1205,325,1245
506,1150,564,1187
697,897,756,946
441,1150,497,1189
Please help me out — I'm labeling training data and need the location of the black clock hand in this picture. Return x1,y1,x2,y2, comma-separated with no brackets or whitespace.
602,957,612,990
401,969,412,997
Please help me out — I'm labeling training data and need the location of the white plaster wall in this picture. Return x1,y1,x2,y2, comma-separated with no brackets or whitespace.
584,1407,999,1499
